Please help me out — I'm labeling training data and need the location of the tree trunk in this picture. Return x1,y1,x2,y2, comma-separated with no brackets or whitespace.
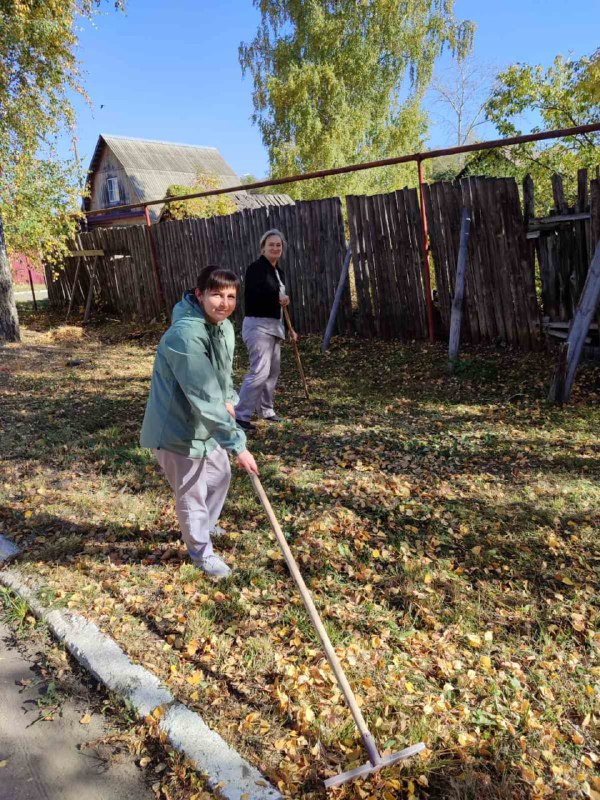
0,210,20,343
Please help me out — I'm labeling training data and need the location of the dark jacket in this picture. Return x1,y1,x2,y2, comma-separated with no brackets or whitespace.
140,292,246,459
244,255,285,319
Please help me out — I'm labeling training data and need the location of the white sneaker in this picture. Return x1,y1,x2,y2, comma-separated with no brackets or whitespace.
196,554,231,579
210,525,227,539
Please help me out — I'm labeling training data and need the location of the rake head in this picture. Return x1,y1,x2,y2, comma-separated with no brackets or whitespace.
324,742,426,790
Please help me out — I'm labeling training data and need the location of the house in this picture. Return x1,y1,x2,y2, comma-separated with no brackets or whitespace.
10,253,45,285
83,134,292,227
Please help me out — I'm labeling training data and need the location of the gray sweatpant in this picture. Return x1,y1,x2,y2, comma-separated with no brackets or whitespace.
235,324,282,422
153,446,230,562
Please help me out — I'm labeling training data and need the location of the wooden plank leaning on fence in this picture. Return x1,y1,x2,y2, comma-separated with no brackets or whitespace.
548,239,600,404
82,255,100,324
65,257,82,321
65,248,104,321
322,246,352,352
448,207,472,372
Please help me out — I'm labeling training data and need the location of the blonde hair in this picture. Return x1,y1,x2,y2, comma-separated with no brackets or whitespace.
259,229,286,254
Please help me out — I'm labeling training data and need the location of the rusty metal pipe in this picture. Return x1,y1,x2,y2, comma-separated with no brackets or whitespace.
83,122,600,218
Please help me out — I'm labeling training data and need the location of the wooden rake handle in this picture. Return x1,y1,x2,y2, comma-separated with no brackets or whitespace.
249,473,381,767
283,306,310,400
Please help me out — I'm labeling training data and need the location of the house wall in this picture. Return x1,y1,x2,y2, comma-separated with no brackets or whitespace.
10,253,45,284
89,147,138,212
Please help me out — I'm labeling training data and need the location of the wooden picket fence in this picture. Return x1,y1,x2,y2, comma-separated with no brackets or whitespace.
46,170,599,350
47,198,351,333
424,176,540,349
346,189,428,340
527,172,600,322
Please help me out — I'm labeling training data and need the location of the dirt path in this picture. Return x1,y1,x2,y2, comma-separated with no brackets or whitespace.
0,617,154,800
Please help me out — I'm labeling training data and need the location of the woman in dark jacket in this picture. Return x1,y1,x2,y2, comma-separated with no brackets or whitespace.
235,229,297,431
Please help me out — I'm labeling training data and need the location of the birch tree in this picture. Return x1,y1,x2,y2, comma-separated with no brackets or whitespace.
0,0,124,342
240,0,474,199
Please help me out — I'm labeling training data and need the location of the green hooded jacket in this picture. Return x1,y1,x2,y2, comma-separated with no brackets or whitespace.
140,292,247,458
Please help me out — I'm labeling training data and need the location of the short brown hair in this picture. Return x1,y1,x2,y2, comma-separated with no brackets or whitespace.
196,265,240,293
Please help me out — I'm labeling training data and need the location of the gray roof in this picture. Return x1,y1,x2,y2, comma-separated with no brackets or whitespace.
229,192,294,210
87,134,293,220
87,134,241,218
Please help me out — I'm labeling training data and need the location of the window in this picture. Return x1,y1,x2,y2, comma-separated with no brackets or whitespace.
107,177,120,204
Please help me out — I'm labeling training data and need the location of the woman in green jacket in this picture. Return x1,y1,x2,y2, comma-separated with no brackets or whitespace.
140,266,258,579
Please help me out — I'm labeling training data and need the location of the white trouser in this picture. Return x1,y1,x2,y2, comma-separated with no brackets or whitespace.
153,446,231,562
235,327,281,422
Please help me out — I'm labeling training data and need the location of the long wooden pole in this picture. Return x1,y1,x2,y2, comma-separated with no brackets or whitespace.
322,246,351,353
549,240,600,404
27,268,38,311
417,159,435,343
82,256,98,324
249,474,381,768
448,207,472,370
283,306,310,399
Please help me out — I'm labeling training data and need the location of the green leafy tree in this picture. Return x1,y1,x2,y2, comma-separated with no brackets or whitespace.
0,0,124,342
1,148,81,262
578,48,599,104
240,173,274,195
479,51,600,213
239,0,474,200
161,173,238,221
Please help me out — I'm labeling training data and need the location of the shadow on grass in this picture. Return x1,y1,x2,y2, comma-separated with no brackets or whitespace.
0,517,539,800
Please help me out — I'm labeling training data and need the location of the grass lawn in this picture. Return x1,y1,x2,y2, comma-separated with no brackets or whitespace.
1,307,599,799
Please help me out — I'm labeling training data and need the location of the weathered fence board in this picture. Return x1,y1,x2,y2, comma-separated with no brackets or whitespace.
346,189,428,340
536,170,593,322
46,170,597,350
48,199,349,331
425,180,478,342
425,176,540,348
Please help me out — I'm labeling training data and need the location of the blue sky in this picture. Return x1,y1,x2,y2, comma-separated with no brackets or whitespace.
64,0,599,179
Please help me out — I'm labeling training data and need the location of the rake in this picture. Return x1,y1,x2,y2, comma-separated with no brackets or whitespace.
249,474,425,789
283,306,310,400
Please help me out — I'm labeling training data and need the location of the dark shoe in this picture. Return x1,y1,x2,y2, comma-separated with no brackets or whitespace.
237,419,255,432
262,415,283,423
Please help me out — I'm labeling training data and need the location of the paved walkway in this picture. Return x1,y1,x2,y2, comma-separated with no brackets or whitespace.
14,290,48,302
0,618,154,800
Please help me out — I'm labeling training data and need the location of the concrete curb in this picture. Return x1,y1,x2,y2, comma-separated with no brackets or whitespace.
0,535,282,800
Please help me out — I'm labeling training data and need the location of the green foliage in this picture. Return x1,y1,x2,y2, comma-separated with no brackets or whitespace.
0,587,30,630
426,154,466,183
577,48,600,104
0,148,82,262
161,173,237,221
239,173,273,195
0,1,124,261
240,0,474,199
480,51,600,213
